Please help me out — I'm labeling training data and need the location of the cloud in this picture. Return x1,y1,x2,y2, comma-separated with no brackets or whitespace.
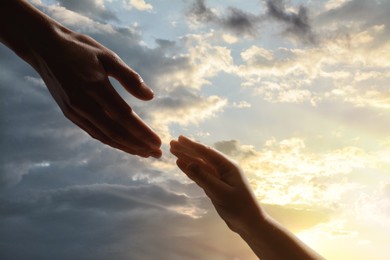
34,3,117,34
55,0,118,21
232,101,251,108
214,140,257,159
236,21,390,107
149,88,227,142
123,0,153,12
317,0,390,46
151,34,234,91
183,1,389,108
186,0,316,43
0,182,258,260
324,0,352,11
265,0,316,44
356,181,390,227
211,137,390,210
187,0,262,37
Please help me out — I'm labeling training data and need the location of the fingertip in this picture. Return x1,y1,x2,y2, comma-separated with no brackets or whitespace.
170,140,180,149
178,135,190,143
150,134,162,148
151,149,162,158
101,53,155,101
139,82,155,101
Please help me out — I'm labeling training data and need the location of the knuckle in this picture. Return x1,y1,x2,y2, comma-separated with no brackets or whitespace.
76,33,97,45
108,51,121,61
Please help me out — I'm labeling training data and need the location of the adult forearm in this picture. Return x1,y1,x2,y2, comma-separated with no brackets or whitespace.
239,214,323,260
0,0,65,65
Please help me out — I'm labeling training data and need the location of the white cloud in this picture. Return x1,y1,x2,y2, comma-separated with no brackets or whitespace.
161,32,236,90
221,33,238,44
356,182,390,228
149,91,228,142
38,4,116,33
324,0,352,11
213,137,389,209
232,101,251,108
55,0,117,21
236,24,390,107
123,0,153,12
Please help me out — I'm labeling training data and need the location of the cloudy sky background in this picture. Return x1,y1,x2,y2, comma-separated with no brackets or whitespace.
1,0,390,259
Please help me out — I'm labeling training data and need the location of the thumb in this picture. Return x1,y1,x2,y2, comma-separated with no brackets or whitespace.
99,52,154,101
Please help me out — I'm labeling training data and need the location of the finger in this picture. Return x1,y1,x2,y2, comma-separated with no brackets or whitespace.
63,105,150,157
86,79,133,120
127,110,162,151
170,139,200,158
170,143,218,177
177,136,233,171
176,159,229,199
67,94,158,157
99,52,154,101
88,80,162,151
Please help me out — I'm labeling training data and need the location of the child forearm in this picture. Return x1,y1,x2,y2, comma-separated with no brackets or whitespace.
239,213,324,260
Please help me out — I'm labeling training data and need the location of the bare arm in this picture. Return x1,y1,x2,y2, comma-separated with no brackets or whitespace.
170,136,324,260
0,0,162,158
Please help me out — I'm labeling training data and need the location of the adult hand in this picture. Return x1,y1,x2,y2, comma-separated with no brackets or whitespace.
35,29,162,158
0,0,162,158
170,135,263,234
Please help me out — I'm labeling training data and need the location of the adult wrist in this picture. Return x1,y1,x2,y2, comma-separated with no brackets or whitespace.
0,0,66,65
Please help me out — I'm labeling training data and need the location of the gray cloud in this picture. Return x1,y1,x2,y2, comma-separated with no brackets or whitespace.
0,183,256,260
213,140,256,158
188,0,216,23
187,0,261,37
187,0,316,43
265,0,316,44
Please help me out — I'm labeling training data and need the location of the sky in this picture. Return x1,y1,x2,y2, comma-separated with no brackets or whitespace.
1,0,390,259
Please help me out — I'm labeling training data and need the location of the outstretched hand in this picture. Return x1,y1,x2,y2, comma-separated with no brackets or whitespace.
35,30,162,158
0,0,162,158
171,136,324,260
170,135,264,234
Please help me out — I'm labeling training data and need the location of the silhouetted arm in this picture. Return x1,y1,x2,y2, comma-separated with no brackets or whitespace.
170,136,324,260
0,0,162,158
